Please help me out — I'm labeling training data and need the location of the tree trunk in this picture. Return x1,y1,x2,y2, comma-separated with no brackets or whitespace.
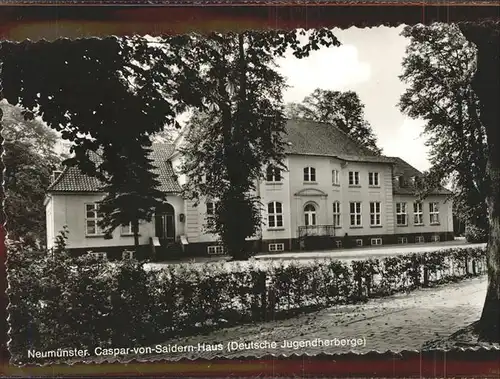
461,22,500,342
132,218,140,254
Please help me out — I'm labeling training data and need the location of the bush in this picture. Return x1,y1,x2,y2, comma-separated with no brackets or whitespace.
465,224,488,243
8,245,487,364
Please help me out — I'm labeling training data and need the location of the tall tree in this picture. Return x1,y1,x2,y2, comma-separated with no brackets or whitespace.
180,30,340,260
0,102,63,248
285,89,381,155
399,24,489,242
459,21,500,343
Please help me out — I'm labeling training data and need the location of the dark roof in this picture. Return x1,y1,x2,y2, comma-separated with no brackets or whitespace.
48,143,181,193
390,157,451,196
284,119,392,163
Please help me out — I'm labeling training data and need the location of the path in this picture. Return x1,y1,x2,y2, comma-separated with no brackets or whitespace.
148,276,488,359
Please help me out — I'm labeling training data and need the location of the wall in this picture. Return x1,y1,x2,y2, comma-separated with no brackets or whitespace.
49,193,185,250
393,194,454,235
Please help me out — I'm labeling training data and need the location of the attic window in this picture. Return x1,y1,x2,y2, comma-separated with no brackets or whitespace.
396,175,405,187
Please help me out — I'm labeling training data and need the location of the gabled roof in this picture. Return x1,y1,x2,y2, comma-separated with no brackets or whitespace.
48,143,182,194
390,157,451,196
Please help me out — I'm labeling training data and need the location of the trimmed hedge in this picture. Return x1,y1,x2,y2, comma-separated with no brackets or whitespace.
8,244,486,364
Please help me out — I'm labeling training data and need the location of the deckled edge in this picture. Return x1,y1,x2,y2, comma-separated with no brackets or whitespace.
3,20,500,367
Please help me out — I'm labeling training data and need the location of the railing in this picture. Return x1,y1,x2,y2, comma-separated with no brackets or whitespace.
298,225,338,238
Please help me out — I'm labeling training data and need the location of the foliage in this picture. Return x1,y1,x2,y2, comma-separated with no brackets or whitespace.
8,245,486,364
465,223,488,243
285,88,382,155
399,24,489,231
179,30,340,259
0,102,64,248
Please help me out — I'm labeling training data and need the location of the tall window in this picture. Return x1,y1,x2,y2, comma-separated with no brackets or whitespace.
332,169,340,185
266,165,281,182
303,167,316,182
268,202,283,228
369,202,381,226
348,171,360,186
206,201,217,227
396,202,408,226
85,203,104,236
413,201,423,225
304,203,317,226
350,202,362,227
332,201,341,227
368,172,380,186
429,202,440,224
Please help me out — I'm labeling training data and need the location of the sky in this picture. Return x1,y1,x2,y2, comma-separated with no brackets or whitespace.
275,26,431,172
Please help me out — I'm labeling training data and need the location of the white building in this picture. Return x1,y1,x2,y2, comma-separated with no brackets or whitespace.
45,119,454,259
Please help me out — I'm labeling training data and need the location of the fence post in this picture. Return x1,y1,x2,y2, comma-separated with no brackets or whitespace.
472,260,477,276
423,267,429,287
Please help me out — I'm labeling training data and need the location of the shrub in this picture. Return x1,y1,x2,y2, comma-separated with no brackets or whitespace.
465,224,488,243
8,245,487,364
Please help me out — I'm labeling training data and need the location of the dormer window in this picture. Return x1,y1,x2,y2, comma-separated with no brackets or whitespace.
396,175,405,187
266,165,282,182
303,167,316,182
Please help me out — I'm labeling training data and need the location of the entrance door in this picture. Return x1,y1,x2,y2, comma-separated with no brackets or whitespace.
155,203,175,242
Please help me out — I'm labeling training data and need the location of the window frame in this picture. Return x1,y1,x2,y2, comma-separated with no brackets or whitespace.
368,172,380,187
207,245,225,255
332,201,342,228
303,167,317,182
332,169,340,185
413,201,424,225
429,202,440,225
397,236,408,244
304,203,317,226
349,201,362,227
370,237,382,246
266,165,282,183
396,202,408,226
269,243,285,252
348,171,360,186
268,201,284,229
369,201,381,227
85,203,104,237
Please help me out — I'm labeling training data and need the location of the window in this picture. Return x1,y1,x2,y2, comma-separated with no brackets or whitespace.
429,202,440,224
413,202,424,225
206,201,218,227
431,234,441,242
88,251,107,260
348,171,360,186
396,203,408,226
122,251,134,260
332,201,341,227
266,165,281,182
335,240,342,248
415,236,425,243
332,169,340,185
121,222,138,236
369,202,381,226
304,203,317,226
350,202,362,227
397,236,408,244
269,243,285,252
368,172,380,186
303,167,316,182
85,203,104,236
355,239,363,247
268,202,284,228
371,238,382,246
207,245,225,255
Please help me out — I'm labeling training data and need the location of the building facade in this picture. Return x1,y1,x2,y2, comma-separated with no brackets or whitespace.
45,119,454,259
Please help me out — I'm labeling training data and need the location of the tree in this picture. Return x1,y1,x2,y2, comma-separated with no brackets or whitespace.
0,102,63,248
180,30,340,260
459,22,500,343
0,36,202,242
97,145,166,251
399,24,489,242
285,89,381,155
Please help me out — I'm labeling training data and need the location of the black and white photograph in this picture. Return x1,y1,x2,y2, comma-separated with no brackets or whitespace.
1,22,500,366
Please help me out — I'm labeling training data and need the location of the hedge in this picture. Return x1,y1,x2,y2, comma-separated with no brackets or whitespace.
7,243,486,364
